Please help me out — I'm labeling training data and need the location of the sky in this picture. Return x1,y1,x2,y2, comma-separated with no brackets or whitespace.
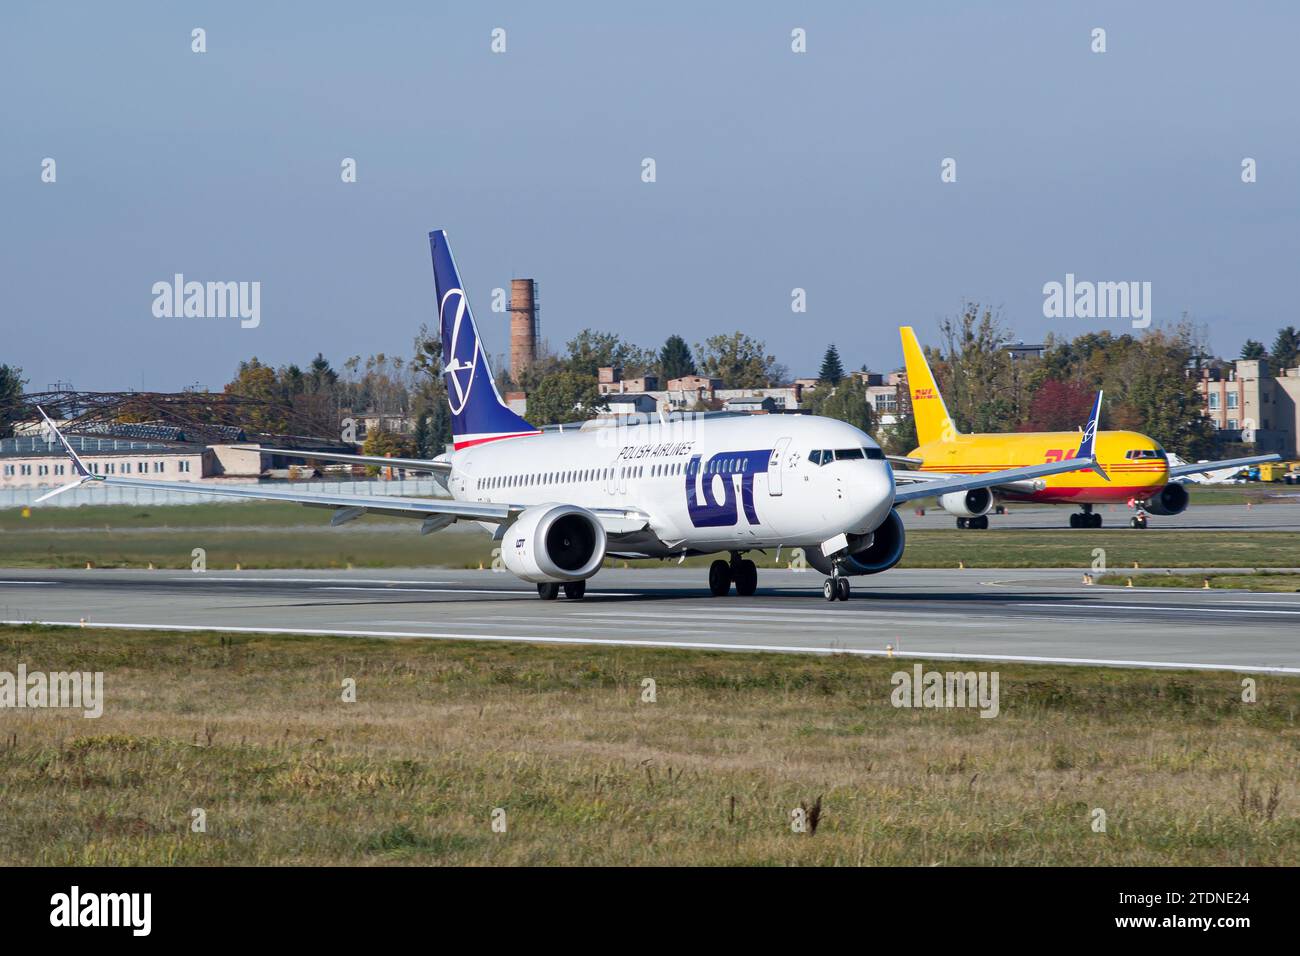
3,1,1297,393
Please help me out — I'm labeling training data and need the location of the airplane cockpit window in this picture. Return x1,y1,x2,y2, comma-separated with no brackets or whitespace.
833,448,865,461
809,450,823,465
863,447,885,460
1125,449,1165,460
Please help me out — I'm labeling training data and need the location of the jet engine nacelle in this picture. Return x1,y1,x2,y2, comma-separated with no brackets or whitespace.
938,487,994,518
500,504,607,583
806,509,906,577
1143,482,1189,517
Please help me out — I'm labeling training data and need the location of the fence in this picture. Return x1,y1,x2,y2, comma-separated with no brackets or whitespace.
0,478,448,509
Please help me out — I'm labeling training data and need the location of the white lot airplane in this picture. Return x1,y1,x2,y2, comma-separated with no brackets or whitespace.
36,230,1105,602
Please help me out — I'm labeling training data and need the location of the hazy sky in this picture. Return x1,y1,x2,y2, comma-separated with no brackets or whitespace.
4,1,1297,393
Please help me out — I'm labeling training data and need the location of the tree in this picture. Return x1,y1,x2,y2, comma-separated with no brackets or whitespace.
695,332,785,388
1020,378,1095,432
224,358,293,433
1270,326,1300,370
1240,339,1267,360
808,376,872,433
0,364,26,438
564,330,655,378
877,412,918,456
361,425,417,476
818,344,844,385
410,324,452,451
526,371,606,425
932,304,1022,433
658,334,696,381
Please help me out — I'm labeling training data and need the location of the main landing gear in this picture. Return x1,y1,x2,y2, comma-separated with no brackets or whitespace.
1069,504,1102,529
708,553,758,596
537,580,587,600
956,516,989,529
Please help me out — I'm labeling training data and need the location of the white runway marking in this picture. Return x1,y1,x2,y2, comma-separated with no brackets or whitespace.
6,619,1297,675
313,586,639,598
0,581,59,586
1019,602,1300,616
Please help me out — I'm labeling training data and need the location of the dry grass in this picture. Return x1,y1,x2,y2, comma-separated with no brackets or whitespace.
0,624,1296,866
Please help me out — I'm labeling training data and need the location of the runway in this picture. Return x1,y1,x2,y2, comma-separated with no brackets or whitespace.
900,500,1300,532
2,567,1298,674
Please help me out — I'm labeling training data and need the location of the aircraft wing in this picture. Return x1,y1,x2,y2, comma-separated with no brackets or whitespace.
893,457,1102,504
32,407,649,535
239,446,453,474
1167,453,1281,479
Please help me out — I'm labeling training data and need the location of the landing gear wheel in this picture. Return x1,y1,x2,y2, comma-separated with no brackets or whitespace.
1091,513,1102,529
972,515,989,530
563,580,586,600
835,577,851,601
1130,516,1148,529
823,578,837,602
708,559,733,596
733,559,758,596
957,517,969,529
537,582,559,600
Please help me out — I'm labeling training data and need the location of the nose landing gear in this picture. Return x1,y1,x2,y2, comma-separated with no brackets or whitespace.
822,567,851,602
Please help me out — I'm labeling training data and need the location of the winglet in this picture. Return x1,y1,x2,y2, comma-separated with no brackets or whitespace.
36,406,92,479
1077,390,1109,482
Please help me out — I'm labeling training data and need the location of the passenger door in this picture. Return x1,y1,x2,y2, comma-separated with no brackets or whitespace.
768,437,791,495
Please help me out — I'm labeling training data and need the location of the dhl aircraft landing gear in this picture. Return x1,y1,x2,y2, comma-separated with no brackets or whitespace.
709,553,758,597
822,564,851,602
1069,504,1102,529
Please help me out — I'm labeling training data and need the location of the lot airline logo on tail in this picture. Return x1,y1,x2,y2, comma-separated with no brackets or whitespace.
441,287,477,416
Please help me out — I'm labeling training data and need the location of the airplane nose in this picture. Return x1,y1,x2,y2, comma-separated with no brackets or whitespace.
848,462,895,532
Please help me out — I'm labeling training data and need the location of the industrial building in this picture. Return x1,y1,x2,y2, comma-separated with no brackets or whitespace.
1193,357,1300,458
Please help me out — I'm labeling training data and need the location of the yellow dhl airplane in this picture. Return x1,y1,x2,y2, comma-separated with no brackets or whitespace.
894,326,1280,529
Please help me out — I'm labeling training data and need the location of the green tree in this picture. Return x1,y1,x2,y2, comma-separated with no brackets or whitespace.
564,330,654,378
695,332,785,388
877,412,918,456
808,376,872,433
1240,339,1267,360
0,364,26,438
932,304,1022,432
361,425,417,476
658,334,696,381
1270,326,1300,370
224,358,293,433
527,371,606,425
410,324,453,451
818,344,845,385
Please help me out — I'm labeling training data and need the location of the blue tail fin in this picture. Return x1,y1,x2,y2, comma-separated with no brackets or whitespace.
1078,390,1109,481
429,230,539,450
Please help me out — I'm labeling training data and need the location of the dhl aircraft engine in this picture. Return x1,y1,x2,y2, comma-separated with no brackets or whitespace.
806,509,906,576
501,504,607,583
1144,482,1189,517
938,487,994,518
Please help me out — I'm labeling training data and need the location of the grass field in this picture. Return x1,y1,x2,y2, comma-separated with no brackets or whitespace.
1099,572,1300,592
3,502,1300,570
0,624,1295,866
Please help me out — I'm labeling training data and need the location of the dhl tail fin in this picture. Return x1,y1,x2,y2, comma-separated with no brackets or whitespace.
899,326,958,445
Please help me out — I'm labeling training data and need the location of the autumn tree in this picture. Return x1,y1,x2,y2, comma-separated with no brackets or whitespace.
695,332,785,388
